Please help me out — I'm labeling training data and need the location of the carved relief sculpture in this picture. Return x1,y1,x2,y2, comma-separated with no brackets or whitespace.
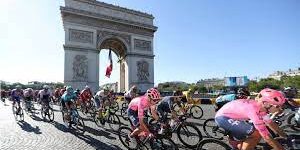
73,55,88,80
69,29,93,43
137,60,150,82
134,39,151,51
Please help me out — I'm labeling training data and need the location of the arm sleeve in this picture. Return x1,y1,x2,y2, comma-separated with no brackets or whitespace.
39,91,43,99
138,100,145,119
248,111,270,138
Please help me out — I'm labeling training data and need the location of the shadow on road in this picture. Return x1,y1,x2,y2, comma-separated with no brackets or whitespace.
17,121,42,134
75,133,122,150
51,120,121,149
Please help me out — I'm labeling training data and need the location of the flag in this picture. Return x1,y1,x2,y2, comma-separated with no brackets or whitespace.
105,49,113,78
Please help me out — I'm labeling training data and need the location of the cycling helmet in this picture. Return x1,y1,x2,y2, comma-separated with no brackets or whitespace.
258,88,286,106
132,85,137,91
283,87,296,98
43,85,49,90
66,86,73,93
237,88,250,97
27,88,33,92
146,88,161,102
84,85,90,90
16,85,21,90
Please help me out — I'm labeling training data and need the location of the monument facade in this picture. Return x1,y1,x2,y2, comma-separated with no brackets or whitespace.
61,0,157,92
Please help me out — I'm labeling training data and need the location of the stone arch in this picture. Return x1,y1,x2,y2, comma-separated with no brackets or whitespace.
61,0,157,92
98,37,128,92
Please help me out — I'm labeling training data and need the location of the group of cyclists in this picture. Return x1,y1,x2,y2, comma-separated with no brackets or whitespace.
1,83,300,150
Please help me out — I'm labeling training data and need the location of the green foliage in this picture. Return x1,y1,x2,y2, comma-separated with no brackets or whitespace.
248,80,258,92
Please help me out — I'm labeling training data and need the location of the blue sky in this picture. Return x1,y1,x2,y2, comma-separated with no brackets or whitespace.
0,0,299,85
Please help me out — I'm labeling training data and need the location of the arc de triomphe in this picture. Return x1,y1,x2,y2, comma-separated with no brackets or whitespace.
60,0,157,92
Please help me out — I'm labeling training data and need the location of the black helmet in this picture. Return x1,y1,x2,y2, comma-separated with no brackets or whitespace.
173,90,183,96
237,88,250,97
283,87,296,98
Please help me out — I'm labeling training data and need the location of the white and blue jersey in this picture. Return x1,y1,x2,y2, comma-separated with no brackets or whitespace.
216,94,237,104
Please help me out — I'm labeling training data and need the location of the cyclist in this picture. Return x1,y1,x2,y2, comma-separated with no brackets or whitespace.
53,88,61,102
60,86,66,96
156,90,185,134
39,85,52,108
124,85,138,103
11,85,24,114
127,88,161,141
60,86,78,126
1,89,6,102
79,85,93,113
23,88,34,111
283,87,299,108
215,88,287,150
215,88,250,111
94,88,110,121
182,88,193,103
34,89,39,102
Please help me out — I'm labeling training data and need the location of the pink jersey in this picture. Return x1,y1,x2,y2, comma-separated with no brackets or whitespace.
128,95,150,119
216,99,272,138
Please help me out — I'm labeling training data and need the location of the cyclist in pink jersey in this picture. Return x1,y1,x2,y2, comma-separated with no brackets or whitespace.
127,88,161,140
215,88,287,150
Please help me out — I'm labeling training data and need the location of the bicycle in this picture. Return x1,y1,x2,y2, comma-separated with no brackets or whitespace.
118,117,178,150
173,102,204,119
80,98,96,118
94,103,121,131
23,99,36,115
197,134,300,150
120,101,129,120
287,108,300,131
202,118,278,140
40,100,54,122
12,101,24,121
61,102,85,134
149,113,202,148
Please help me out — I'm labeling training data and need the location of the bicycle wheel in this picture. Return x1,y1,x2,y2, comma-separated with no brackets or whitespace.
46,107,54,122
203,118,224,140
41,107,46,120
177,122,202,148
12,106,18,119
19,108,24,121
173,103,184,116
287,113,300,131
118,126,138,150
158,138,178,150
94,113,105,127
120,107,128,120
189,105,203,119
80,103,87,115
196,138,232,150
75,117,85,134
107,114,121,131
110,101,119,113
121,102,128,109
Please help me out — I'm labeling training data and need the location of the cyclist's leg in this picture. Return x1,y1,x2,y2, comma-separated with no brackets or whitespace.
128,109,142,136
215,116,259,149
238,129,261,150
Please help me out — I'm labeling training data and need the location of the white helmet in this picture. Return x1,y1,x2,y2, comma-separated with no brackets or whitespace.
43,85,49,90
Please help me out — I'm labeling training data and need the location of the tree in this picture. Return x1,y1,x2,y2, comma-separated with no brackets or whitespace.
198,85,208,93
248,80,259,92
256,78,282,91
